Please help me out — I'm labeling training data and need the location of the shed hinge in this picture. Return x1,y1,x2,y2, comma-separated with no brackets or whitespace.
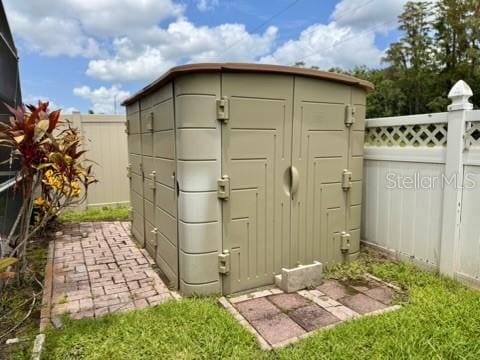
340,231,351,253
217,175,230,200
149,171,156,190
218,250,231,274
126,164,132,179
146,112,154,132
342,169,352,191
345,105,356,127
216,96,229,122
125,120,130,134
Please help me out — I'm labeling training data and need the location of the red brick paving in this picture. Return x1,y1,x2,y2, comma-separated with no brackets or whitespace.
316,279,358,300
228,279,399,347
42,221,174,327
289,305,340,331
267,293,310,311
339,293,387,314
235,297,281,321
251,313,306,345
363,286,395,305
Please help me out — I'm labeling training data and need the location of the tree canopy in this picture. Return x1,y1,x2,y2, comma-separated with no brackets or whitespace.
331,0,480,118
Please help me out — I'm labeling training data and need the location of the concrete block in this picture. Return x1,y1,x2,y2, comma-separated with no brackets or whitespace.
275,261,323,293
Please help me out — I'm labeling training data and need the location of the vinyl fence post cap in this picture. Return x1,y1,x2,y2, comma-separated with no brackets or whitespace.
448,80,473,111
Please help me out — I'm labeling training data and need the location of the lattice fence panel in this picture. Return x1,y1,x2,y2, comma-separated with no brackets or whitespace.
365,123,448,147
465,122,480,149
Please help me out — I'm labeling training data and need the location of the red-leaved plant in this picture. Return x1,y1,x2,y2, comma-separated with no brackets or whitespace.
0,102,96,279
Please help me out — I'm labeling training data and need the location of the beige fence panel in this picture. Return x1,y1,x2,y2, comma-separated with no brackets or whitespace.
60,112,129,209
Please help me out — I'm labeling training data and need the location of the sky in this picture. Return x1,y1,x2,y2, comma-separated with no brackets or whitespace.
3,0,414,114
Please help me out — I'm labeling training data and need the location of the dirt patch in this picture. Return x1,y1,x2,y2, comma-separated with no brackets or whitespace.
0,229,52,359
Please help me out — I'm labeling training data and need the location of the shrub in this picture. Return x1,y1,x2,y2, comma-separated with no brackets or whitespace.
0,101,96,279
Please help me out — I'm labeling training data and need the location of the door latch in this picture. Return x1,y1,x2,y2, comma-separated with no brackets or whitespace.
216,96,229,122
340,231,351,252
218,250,231,274
342,169,352,191
217,175,230,200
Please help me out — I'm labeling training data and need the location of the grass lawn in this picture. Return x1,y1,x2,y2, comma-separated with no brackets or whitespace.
58,205,130,223
41,253,480,359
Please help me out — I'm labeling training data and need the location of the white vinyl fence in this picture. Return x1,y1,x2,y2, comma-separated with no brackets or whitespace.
362,80,480,287
60,112,129,210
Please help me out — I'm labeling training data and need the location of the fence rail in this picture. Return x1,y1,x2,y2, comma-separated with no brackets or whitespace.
362,80,480,288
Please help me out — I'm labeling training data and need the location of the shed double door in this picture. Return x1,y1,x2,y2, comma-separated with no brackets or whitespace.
221,74,353,294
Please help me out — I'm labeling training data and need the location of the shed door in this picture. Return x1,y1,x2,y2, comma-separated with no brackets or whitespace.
290,77,351,268
221,75,355,294
221,74,293,294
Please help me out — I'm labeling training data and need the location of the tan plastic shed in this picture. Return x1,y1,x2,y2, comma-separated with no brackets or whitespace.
122,63,372,296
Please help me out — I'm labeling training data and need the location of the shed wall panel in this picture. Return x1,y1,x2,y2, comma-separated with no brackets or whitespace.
139,82,179,288
175,74,222,295
126,103,144,246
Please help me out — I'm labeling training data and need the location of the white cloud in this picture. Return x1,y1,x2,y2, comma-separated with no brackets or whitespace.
4,0,182,56
86,20,278,82
5,0,277,81
196,0,219,12
267,0,436,70
260,22,383,70
6,11,100,57
73,85,130,114
331,0,437,33
65,0,183,37
5,0,411,86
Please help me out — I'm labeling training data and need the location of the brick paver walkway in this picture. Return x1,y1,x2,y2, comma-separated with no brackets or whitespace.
41,221,175,329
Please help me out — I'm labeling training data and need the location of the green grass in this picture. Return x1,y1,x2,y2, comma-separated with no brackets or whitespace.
58,205,130,223
43,299,266,360
40,254,480,360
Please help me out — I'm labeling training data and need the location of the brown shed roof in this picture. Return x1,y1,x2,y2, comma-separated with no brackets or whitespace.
122,63,374,105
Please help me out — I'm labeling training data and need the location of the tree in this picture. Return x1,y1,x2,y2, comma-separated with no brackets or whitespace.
325,1,480,116
352,67,408,118
434,0,480,105
342,0,480,117
383,1,435,115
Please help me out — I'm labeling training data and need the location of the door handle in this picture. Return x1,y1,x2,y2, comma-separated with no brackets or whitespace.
290,166,300,197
